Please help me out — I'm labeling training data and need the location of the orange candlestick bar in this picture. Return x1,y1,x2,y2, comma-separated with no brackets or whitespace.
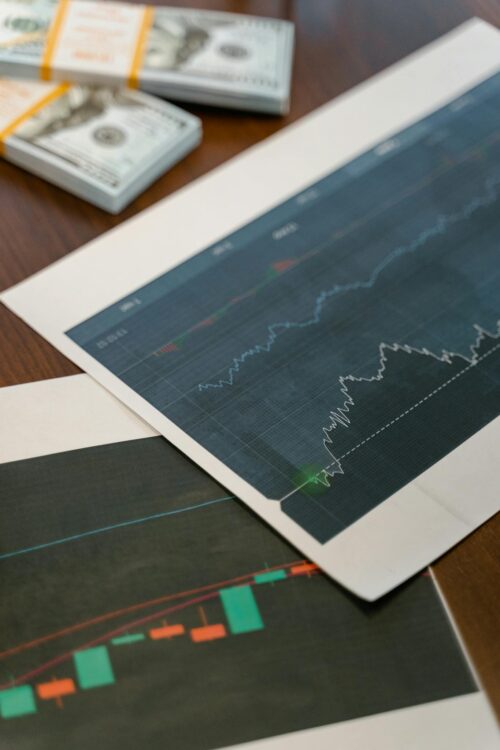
37,678,76,700
190,624,226,643
149,624,185,640
290,563,319,576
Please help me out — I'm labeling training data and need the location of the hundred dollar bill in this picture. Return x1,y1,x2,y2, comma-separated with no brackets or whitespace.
0,78,202,212
0,0,295,114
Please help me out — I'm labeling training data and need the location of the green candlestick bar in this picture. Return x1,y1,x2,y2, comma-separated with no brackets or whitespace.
74,646,115,690
220,585,264,635
0,685,36,719
254,569,287,585
111,633,145,646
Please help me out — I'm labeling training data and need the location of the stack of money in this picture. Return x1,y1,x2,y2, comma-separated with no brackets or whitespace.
0,0,295,114
0,78,202,212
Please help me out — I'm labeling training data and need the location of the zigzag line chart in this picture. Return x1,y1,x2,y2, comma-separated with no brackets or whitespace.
198,173,499,392
291,323,500,493
69,72,500,542
279,313,500,538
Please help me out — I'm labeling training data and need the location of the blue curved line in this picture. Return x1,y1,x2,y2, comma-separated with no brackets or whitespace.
0,495,234,561
198,174,499,392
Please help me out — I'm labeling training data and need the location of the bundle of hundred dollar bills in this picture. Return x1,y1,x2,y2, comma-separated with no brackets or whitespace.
0,78,202,212
0,0,295,113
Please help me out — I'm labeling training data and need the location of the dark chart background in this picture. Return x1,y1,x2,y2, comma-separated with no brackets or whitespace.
0,437,475,750
69,73,500,543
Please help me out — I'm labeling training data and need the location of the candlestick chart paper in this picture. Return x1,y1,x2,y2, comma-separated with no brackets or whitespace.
0,376,496,750
2,21,500,599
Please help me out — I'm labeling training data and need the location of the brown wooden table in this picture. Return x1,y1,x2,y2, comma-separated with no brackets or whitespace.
1,0,499,718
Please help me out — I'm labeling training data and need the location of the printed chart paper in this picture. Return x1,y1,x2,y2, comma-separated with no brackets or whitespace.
2,20,500,600
0,374,497,749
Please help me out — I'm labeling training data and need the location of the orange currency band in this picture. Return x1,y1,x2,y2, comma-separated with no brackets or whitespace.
0,83,71,157
128,4,154,89
40,0,71,82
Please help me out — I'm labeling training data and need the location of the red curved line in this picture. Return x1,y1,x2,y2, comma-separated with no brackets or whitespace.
0,591,221,690
0,560,305,672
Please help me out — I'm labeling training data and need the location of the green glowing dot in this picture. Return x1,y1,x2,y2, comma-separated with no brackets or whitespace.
291,465,329,495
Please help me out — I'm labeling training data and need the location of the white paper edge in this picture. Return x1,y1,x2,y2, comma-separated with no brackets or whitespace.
2,19,500,601
226,694,499,750
0,374,156,463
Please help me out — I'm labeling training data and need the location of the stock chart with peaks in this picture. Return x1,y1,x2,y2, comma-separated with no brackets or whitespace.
69,72,500,544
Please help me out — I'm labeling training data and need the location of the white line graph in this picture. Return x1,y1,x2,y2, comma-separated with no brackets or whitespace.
280,322,500,499
198,173,499,393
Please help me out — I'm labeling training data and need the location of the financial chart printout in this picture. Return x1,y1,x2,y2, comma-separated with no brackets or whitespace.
69,73,500,545
3,21,500,599
0,377,491,750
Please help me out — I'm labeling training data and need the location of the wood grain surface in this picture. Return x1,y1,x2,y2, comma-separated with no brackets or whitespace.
1,0,499,719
